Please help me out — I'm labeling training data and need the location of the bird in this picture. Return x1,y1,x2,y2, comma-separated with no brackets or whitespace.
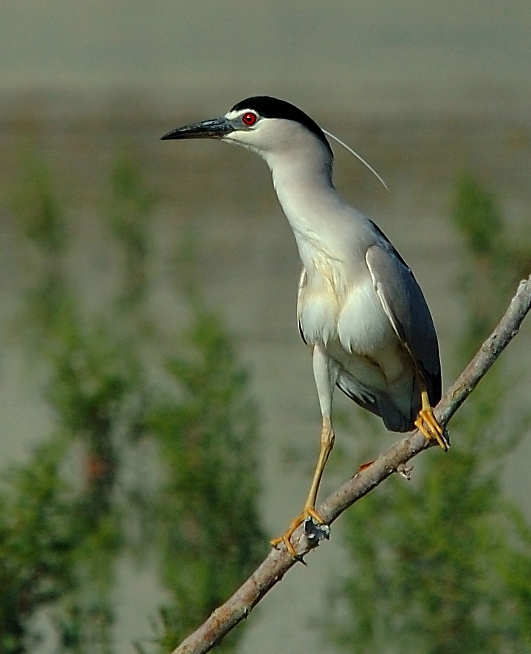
161,95,448,556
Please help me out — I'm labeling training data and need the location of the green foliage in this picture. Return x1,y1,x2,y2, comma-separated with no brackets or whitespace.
330,177,531,653
0,428,122,653
335,437,531,653
149,298,266,651
108,153,155,311
453,175,504,259
13,155,72,343
13,155,66,256
0,438,77,653
2,152,264,653
451,175,527,358
10,155,138,652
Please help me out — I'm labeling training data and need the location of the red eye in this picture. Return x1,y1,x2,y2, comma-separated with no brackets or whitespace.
241,112,257,126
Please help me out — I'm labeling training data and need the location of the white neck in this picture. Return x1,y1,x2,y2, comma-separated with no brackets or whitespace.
266,145,335,232
264,144,366,273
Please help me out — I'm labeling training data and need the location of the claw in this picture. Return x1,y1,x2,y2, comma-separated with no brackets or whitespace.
271,506,326,557
415,390,449,451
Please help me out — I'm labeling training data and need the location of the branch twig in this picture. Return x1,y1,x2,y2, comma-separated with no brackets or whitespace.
170,275,531,654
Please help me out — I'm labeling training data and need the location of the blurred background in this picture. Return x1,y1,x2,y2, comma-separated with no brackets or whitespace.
1,2,531,653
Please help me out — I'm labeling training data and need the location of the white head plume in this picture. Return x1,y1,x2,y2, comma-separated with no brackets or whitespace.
322,129,389,191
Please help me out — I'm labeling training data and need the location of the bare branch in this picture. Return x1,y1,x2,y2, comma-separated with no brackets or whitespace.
170,275,531,654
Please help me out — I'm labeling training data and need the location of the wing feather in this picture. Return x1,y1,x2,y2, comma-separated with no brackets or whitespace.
365,242,441,405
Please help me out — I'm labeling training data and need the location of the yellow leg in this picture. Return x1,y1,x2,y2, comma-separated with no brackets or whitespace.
414,389,449,451
271,419,334,557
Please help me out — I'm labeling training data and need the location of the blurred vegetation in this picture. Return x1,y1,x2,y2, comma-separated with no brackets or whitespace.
148,299,264,651
3,149,531,654
1,153,265,652
329,177,531,652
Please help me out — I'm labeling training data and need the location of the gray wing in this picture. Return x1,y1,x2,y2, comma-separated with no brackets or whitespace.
365,243,441,406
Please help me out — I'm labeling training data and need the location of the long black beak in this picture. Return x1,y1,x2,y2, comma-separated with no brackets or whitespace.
161,117,233,141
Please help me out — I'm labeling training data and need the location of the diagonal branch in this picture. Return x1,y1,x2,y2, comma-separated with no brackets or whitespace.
170,274,531,654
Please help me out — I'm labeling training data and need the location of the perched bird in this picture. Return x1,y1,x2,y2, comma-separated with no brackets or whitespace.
162,96,448,556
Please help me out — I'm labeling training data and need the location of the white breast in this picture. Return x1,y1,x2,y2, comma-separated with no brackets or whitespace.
337,278,394,355
299,268,409,400
299,267,394,353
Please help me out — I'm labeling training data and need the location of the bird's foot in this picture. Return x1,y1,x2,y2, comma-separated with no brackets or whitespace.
271,506,329,557
415,405,449,451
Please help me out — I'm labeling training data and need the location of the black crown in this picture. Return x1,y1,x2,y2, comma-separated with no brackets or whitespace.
230,96,331,153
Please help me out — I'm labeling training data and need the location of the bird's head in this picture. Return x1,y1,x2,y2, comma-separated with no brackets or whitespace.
161,95,333,165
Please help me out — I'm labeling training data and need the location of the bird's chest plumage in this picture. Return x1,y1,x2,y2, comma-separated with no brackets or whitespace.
297,256,395,357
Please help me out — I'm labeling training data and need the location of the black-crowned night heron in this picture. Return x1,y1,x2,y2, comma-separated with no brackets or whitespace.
162,96,448,556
